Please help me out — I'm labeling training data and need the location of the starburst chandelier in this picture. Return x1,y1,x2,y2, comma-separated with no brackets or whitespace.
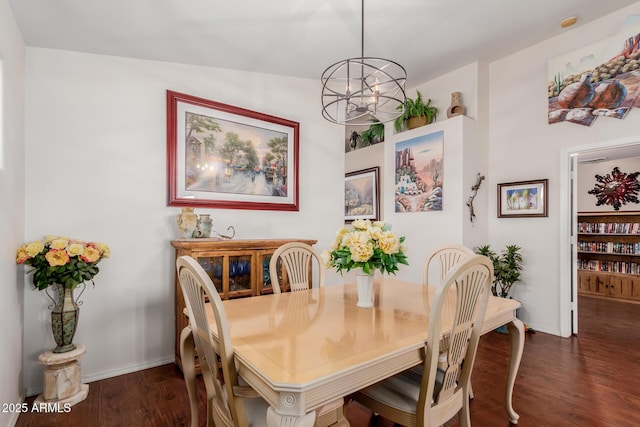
321,0,407,126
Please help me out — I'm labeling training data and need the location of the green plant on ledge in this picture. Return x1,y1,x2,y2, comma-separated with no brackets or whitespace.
394,90,438,132
360,120,385,146
475,244,523,298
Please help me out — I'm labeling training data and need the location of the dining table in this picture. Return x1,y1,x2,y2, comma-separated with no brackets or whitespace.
180,277,524,427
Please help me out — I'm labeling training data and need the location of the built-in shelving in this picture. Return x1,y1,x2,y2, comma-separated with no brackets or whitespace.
577,212,640,302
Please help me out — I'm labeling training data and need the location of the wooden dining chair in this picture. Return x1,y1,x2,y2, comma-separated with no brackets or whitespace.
269,242,325,293
423,244,475,285
177,255,346,427
423,244,476,375
177,255,269,427
351,255,493,427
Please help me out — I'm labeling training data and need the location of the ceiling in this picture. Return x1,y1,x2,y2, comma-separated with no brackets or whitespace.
7,0,639,87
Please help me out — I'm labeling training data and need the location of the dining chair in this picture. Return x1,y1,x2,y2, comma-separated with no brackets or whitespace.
351,255,493,427
177,255,269,427
423,244,476,375
177,255,346,427
423,244,475,285
269,242,325,293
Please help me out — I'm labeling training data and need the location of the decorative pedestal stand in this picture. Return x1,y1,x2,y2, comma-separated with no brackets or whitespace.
35,345,89,407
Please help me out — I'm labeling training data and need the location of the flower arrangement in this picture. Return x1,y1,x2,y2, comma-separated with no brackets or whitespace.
322,219,408,275
16,236,111,290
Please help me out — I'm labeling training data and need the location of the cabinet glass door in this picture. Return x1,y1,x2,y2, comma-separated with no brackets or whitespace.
260,253,285,294
197,256,224,293
229,254,253,295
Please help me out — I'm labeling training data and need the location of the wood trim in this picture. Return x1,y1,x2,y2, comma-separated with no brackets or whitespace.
578,211,640,217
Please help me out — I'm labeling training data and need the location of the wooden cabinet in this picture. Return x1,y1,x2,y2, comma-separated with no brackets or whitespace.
170,238,317,369
577,212,640,302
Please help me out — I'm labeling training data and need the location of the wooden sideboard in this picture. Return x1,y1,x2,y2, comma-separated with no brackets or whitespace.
170,238,317,369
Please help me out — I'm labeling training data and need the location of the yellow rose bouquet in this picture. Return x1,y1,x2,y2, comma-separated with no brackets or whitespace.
322,219,408,275
16,236,111,290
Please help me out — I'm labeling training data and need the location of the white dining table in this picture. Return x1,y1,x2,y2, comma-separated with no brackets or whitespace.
180,277,524,426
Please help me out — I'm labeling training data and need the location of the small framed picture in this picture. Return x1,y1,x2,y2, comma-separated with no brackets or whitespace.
345,167,380,222
498,179,548,218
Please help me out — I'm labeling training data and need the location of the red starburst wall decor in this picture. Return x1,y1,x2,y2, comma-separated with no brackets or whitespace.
588,166,640,210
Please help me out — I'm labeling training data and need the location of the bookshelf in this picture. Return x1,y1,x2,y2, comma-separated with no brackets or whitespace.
577,212,640,302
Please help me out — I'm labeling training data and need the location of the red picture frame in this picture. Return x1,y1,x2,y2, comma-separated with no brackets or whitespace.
167,90,299,211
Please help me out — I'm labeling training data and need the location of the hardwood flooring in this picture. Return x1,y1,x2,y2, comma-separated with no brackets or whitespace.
16,296,640,427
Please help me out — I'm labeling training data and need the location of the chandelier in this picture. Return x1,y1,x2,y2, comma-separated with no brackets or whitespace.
321,0,407,126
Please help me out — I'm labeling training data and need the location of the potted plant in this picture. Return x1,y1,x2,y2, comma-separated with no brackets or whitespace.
360,120,385,146
394,90,439,132
474,244,523,298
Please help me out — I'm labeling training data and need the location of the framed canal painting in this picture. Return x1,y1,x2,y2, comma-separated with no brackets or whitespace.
345,167,380,222
166,90,299,211
498,179,548,218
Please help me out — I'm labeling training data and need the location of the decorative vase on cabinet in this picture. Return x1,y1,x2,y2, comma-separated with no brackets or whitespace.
176,207,198,238
193,214,213,238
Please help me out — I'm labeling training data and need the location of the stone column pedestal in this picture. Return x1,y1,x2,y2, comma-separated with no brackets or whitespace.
35,345,89,407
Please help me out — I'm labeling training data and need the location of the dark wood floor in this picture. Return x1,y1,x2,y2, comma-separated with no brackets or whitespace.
16,296,640,427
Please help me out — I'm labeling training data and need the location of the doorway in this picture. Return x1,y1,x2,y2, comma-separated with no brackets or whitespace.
561,138,640,336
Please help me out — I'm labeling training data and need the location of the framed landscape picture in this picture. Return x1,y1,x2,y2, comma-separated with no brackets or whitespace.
345,167,379,222
498,179,548,218
394,130,444,212
166,90,299,211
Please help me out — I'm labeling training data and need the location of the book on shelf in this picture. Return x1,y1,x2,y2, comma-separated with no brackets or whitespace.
578,222,640,234
578,259,640,274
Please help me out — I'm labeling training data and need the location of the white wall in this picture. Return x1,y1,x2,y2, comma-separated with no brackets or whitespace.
0,0,25,425
345,61,490,287
409,61,485,124
489,2,640,335
23,48,344,394
578,156,640,212
381,116,487,285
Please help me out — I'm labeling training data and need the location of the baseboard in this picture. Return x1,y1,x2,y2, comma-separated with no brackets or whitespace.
25,356,175,397
83,356,176,383
8,392,27,427
8,411,20,427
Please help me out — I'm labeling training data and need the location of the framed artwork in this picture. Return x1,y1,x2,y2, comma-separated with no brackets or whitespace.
547,16,640,127
394,130,444,212
498,179,548,218
345,167,379,222
587,166,640,210
167,90,299,211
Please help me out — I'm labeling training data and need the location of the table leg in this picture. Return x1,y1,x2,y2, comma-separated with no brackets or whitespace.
180,326,199,427
267,407,316,427
505,318,524,424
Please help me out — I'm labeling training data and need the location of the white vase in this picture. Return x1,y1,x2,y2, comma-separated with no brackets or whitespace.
356,271,374,308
